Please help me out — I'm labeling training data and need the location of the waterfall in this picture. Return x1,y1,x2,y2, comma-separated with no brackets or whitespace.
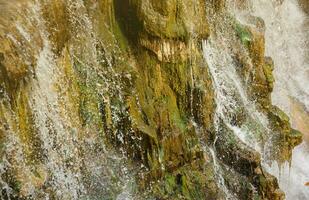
202,38,269,153
248,0,309,199
204,0,308,199
202,6,274,198
229,0,309,199
29,3,86,198
1,0,307,199
245,0,309,115
208,147,236,200
202,1,275,158
0,1,135,199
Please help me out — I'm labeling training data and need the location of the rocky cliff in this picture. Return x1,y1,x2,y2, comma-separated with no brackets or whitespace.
0,0,302,199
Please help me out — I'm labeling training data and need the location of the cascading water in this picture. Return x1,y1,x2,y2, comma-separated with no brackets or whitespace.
203,1,277,162
203,38,269,153
227,0,309,199
201,4,279,198
248,1,309,199
208,147,236,200
1,0,307,199
202,1,308,199
0,1,136,199
202,31,270,200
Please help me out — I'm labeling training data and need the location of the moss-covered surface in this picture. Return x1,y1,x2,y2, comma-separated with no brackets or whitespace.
233,15,302,165
0,0,303,199
235,23,253,47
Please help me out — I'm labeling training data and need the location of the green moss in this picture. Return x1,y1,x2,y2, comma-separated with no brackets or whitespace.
288,129,303,147
11,179,22,193
112,21,130,52
165,174,176,193
235,23,252,47
73,60,104,127
180,175,191,199
269,106,290,129
172,112,188,133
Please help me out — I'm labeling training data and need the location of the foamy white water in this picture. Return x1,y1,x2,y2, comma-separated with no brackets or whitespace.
0,1,135,199
207,0,309,199
245,0,309,199
249,0,309,115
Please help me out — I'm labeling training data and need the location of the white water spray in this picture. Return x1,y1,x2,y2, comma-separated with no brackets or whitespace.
230,0,309,199
248,0,309,199
0,1,135,199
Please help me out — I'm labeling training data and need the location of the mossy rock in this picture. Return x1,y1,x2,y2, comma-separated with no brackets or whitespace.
235,23,253,47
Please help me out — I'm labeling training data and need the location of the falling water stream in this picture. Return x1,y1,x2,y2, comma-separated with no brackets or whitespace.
0,1,136,199
212,0,309,199
202,3,273,198
248,0,309,199
0,0,308,199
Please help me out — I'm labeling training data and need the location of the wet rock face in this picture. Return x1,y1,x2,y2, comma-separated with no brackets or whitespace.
41,0,70,53
232,14,302,164
115,0,209,63
0,0,302,199
214,123,285,200
0,1,42,90
135,0,209,40
112,0,219,197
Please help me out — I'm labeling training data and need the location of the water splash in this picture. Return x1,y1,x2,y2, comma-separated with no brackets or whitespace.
202,37,268,155
231,0,309,199
208,147,236,200
249,0,309,199
251,0,308,114
0,1,135,199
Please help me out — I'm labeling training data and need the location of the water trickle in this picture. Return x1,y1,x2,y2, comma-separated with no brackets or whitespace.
202,36,268,155
208,147,236,200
